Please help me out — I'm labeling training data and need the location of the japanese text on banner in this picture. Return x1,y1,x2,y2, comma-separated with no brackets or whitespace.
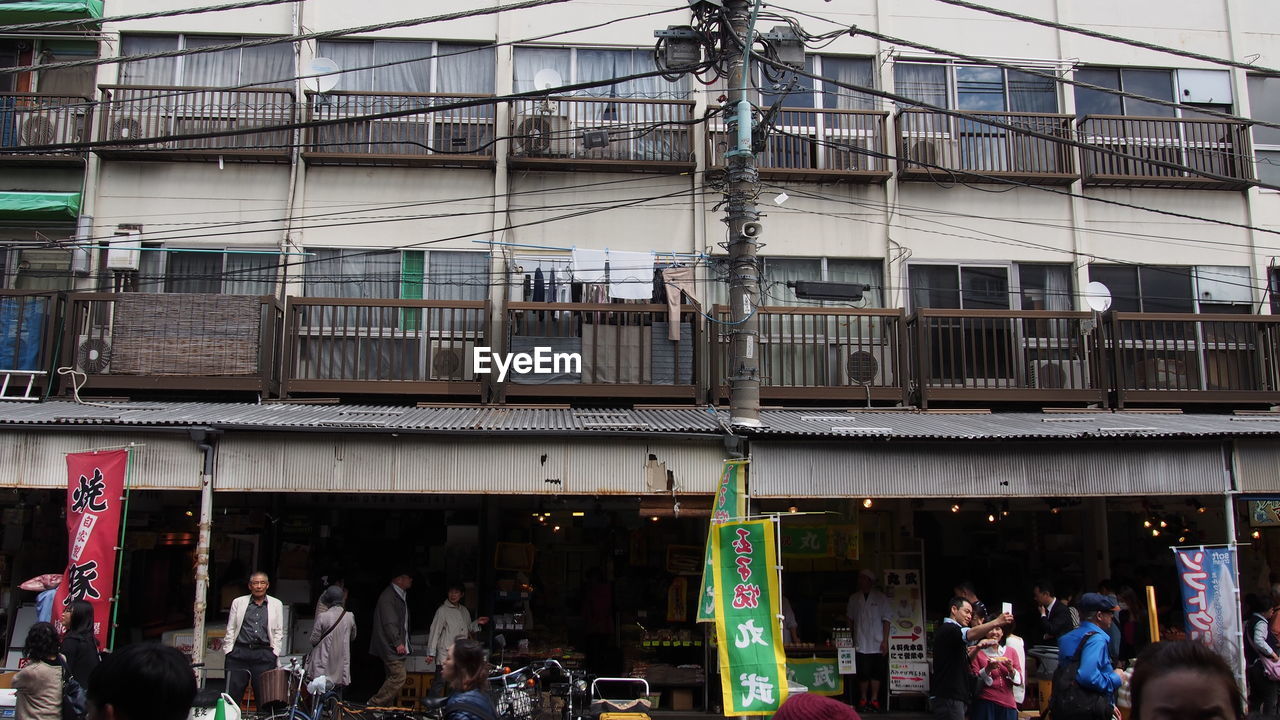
712,519,788,716
53,450,129,649
698,460,746,623
1172,547,1243,683
884,568,929,694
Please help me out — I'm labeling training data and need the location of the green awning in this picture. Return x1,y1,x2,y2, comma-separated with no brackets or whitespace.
0,1,105,23
0,191,81,221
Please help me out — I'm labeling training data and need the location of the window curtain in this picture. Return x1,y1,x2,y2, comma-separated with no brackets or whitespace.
119,35,178,85
224,252,278,295
821,57,876,110
827,259,883,307
908,264,960,310
164,252,221,293
893,62,948,108
1007,69,1057,113
763,258,823,307
304,248,399,298
438,44,495,94
370,41,431,93
514,47,571,94
428,251,488,301
317,41,376,92
1040,265,1071,311
181,36,241,87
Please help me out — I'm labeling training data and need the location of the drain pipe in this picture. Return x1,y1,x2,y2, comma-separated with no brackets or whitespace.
190,427,220,685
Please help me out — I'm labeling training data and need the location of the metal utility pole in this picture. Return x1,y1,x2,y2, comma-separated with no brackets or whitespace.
723,0,762,428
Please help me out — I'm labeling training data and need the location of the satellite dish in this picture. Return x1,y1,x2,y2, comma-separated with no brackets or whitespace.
303,57,341,94
532,68,563,92
1084,281,1112,312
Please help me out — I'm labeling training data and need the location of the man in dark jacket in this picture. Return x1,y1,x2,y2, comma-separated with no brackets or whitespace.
369,570,414,707
931,597,1011,720
1035,580,1076,642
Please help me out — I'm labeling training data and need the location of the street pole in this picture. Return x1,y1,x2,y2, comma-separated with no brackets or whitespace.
724,0,762,428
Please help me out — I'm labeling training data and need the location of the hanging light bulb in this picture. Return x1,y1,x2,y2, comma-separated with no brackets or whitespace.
1253,530,1262,539
788,505,799,514
863,498,873,509
1178,535,1187,543
950,502,961,513
1143,519,1152,528
1050,505,1060,515
1159,519,1168,528
987,513,996,523
1151,528,1161,537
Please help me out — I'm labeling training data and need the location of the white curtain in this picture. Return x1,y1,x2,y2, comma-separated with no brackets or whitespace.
438,44,495,94
317,41,376,92
1041,265,1072,312
514,47,571,94
119,35,178,85
893,62,948,108
821,57,876,110
225,252,278,295
371,41,432,93
827,259,883,307
427,251,488,302
305,248,399,298
763,258,823,307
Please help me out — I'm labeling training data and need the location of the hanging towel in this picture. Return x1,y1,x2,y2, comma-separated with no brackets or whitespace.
522,274,532,302
572,248,609,284
661,266,701,341
532,267,546,302
608,250,655,300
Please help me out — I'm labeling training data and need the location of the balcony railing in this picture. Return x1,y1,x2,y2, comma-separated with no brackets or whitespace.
0,291,60,399
896,110,1077,185
282,298,486,397
97,86,295,160
508,96,696,171
1105,312,1280,407
712,306,908,404
303,91,497,167
909,309,1105,408
708,107,891,182
503,302,699,399
1077,115,1255,189
61,293,282,395
0,93,92,162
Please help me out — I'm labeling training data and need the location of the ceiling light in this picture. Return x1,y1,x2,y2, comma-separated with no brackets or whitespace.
862,498,873,509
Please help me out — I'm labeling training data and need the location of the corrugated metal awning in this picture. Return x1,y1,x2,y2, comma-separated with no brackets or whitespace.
0,432,199,490
751,441,1228,497
216,434,725,494
1234,439,1280,493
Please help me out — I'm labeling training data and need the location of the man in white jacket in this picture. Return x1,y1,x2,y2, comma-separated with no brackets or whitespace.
426,584,489,696
224,571,286,707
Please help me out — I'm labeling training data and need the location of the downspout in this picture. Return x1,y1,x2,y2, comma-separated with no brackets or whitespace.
190,428,220,686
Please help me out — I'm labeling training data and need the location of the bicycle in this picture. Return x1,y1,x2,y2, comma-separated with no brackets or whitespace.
262,658,345,720
487,658,588,720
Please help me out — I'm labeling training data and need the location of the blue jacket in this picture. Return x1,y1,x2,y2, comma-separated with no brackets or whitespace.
1058,621,1122,700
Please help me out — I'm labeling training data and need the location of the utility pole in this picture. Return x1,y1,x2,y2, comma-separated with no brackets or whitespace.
723,0,763,428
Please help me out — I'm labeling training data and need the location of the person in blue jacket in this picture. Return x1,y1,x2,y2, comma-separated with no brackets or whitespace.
1058,593,1126,704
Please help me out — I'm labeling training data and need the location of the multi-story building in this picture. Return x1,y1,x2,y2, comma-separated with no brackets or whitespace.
2,0,1280,702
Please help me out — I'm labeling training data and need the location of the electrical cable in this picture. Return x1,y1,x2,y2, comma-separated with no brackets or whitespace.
0,0,304,33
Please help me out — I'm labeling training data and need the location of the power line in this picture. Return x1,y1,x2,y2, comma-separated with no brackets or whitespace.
0,0,574,75
0,0,303,33
924,0,1280,77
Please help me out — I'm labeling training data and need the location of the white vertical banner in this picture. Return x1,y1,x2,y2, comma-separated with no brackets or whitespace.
884,569,928,694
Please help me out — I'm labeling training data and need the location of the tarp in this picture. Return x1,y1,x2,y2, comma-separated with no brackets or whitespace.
0,295,50,370
0,191,81,221
0,1,104,23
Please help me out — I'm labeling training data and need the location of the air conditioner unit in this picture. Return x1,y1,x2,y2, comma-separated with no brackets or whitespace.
428,340,476,381
75,334,112,374
833,344,896,387
513,114,574,157
108,115,146,142
1027,359,1089,390
19,114,57,146
107,230,142,271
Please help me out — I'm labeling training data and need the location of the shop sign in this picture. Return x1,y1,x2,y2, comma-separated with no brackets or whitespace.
1249,501,1280,527
836,647,857,675
884,568,928,694
711,519,788,716
787,657,843,696
778,523,859,560
54,449,130,649
1172,546,1243,684
698,460,747,623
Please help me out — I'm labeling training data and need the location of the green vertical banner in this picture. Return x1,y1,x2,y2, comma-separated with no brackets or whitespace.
697,460,747,622
712,519,788,716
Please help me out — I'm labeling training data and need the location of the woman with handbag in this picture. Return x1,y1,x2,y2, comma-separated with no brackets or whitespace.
13,622,65,720
306,585,357,697
1244,593,1279,715
58,601,100,689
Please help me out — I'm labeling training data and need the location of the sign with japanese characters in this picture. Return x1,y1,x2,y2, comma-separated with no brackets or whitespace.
786,657,843,696
53,450,128,649
698,460,747,623
1172,546,1243,685
711,519,788,716
884,568,929,694
780,524,828,558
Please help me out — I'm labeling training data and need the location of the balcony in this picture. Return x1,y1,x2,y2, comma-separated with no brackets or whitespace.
1077,116,1255,190
303,91,497,168
1105,312,1280,407
713,306,908,404
896,110,1077,185
708,107,891,183
62,293,282,396
96,86,295,162
909,309,1106,408
508,96,696,172
0,93,93,165
0,291,60,400
282,298,486,398
503,302,700,400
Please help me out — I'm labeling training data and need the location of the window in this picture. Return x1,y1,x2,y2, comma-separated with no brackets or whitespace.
893,62,1058,112
119,35,292,87
908,263,1010,311
1088,265,1194,313
1074,67,1232,118
514,47,688,99
138,249,278,295
0,245,74,291
760,257,883,307
303,249,487,301
1248,75,1280,186
316,41,495,95
1017,264,1074,311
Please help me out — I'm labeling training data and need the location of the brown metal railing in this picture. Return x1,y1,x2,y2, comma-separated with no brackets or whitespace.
713,305,907,404
508,96,695,167
1077,115,1255,189
97,85,295,156
896,110,1076,183
283,297,486,396
304,91,497,165
62,292,282,395
0,93,92,157
909,309,1104,408
707,106,890,178
504,302,699,398
1106,312,1280,406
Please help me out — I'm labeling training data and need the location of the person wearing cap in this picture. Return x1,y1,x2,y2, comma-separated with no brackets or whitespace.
846,569,893,713
369,569,414,707
1054,593,1124,712
773,690,862,720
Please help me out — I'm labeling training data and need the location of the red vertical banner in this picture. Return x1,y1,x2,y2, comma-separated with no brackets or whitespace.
53,449,128,649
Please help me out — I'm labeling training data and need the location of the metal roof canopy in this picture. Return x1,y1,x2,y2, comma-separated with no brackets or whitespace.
750,440,1229,498
1234,439,1280,493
